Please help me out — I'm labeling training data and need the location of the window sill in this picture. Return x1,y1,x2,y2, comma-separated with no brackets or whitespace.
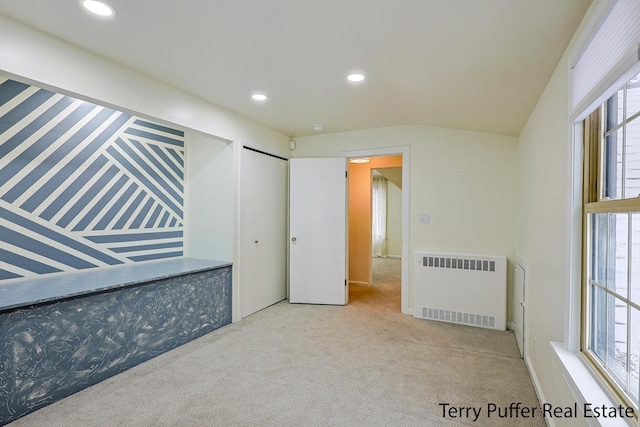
550,342,635,427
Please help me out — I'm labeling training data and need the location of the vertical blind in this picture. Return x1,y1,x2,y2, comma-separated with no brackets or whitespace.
570,0,640,121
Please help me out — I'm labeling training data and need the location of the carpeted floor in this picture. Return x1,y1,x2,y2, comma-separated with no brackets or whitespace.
8,258,544,426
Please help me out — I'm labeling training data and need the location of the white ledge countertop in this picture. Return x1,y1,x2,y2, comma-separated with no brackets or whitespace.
0,258,231,312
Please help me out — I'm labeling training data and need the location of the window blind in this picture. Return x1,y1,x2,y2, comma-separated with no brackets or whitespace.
570,0,640,122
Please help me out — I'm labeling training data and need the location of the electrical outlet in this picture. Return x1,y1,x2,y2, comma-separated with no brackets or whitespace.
419,213,430,223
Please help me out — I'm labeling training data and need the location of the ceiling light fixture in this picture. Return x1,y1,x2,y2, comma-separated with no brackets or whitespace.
349,157,370,164
82,0,116,17
347,73,365,83
313,124,324,131
251,93,268,102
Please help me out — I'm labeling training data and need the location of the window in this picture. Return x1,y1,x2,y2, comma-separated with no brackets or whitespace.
583,72,640,407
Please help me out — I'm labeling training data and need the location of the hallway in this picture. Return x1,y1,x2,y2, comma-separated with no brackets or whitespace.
349,257,401,310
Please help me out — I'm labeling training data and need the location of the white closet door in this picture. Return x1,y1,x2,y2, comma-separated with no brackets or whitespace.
240,147,287,318
289,158,348,305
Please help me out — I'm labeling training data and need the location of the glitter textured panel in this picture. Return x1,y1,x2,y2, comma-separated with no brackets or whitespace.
0,265,231,425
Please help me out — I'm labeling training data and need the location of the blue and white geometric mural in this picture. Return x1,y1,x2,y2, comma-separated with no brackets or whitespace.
0,78,185,282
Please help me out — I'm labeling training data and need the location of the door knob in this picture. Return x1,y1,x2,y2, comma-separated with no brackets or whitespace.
291,237,297,242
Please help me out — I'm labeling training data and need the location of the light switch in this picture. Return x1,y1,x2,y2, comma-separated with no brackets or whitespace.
419,213,430,223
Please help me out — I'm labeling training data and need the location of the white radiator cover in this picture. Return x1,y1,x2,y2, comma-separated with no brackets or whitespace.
413,251,507,331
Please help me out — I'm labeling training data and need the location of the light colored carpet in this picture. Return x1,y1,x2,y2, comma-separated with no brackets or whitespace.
8,258,544,426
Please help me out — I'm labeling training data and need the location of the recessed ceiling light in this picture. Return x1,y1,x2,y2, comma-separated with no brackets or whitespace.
349,158,370,164
82,0,116,17
252,93,268,102
313,124,324,131
347,73,365,83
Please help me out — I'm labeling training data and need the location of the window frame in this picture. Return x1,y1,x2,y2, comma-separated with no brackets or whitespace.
581,92,640,410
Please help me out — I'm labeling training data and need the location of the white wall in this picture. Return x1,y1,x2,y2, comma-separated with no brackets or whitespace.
516,55,579,424
185,132,233,262
292,125,517,315
0,15,290,323
515,2,604,424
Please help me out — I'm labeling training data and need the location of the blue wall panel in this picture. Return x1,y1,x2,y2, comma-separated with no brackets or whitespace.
0,78,186,281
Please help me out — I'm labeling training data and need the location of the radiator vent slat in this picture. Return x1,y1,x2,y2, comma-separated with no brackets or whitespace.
422,307,496,329
422,256,496,273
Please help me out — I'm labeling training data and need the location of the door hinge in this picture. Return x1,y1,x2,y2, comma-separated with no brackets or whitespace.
345,279,347,287
345,170,348,178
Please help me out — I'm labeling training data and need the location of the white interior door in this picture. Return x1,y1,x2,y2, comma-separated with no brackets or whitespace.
240,147,288,317
289,158,348,305
514,262,525,357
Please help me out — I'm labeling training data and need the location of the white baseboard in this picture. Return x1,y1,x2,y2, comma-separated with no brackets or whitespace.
349,281,369,286
524,356,555,427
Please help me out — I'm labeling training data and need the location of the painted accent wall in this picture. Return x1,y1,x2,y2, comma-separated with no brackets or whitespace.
348,155,402,285
0,78,185,282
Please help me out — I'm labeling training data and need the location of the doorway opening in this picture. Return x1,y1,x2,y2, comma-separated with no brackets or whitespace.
371,167,402,298
342,147,410,314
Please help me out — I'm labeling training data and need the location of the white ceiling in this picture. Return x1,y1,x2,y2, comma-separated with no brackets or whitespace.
0,0,591,137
